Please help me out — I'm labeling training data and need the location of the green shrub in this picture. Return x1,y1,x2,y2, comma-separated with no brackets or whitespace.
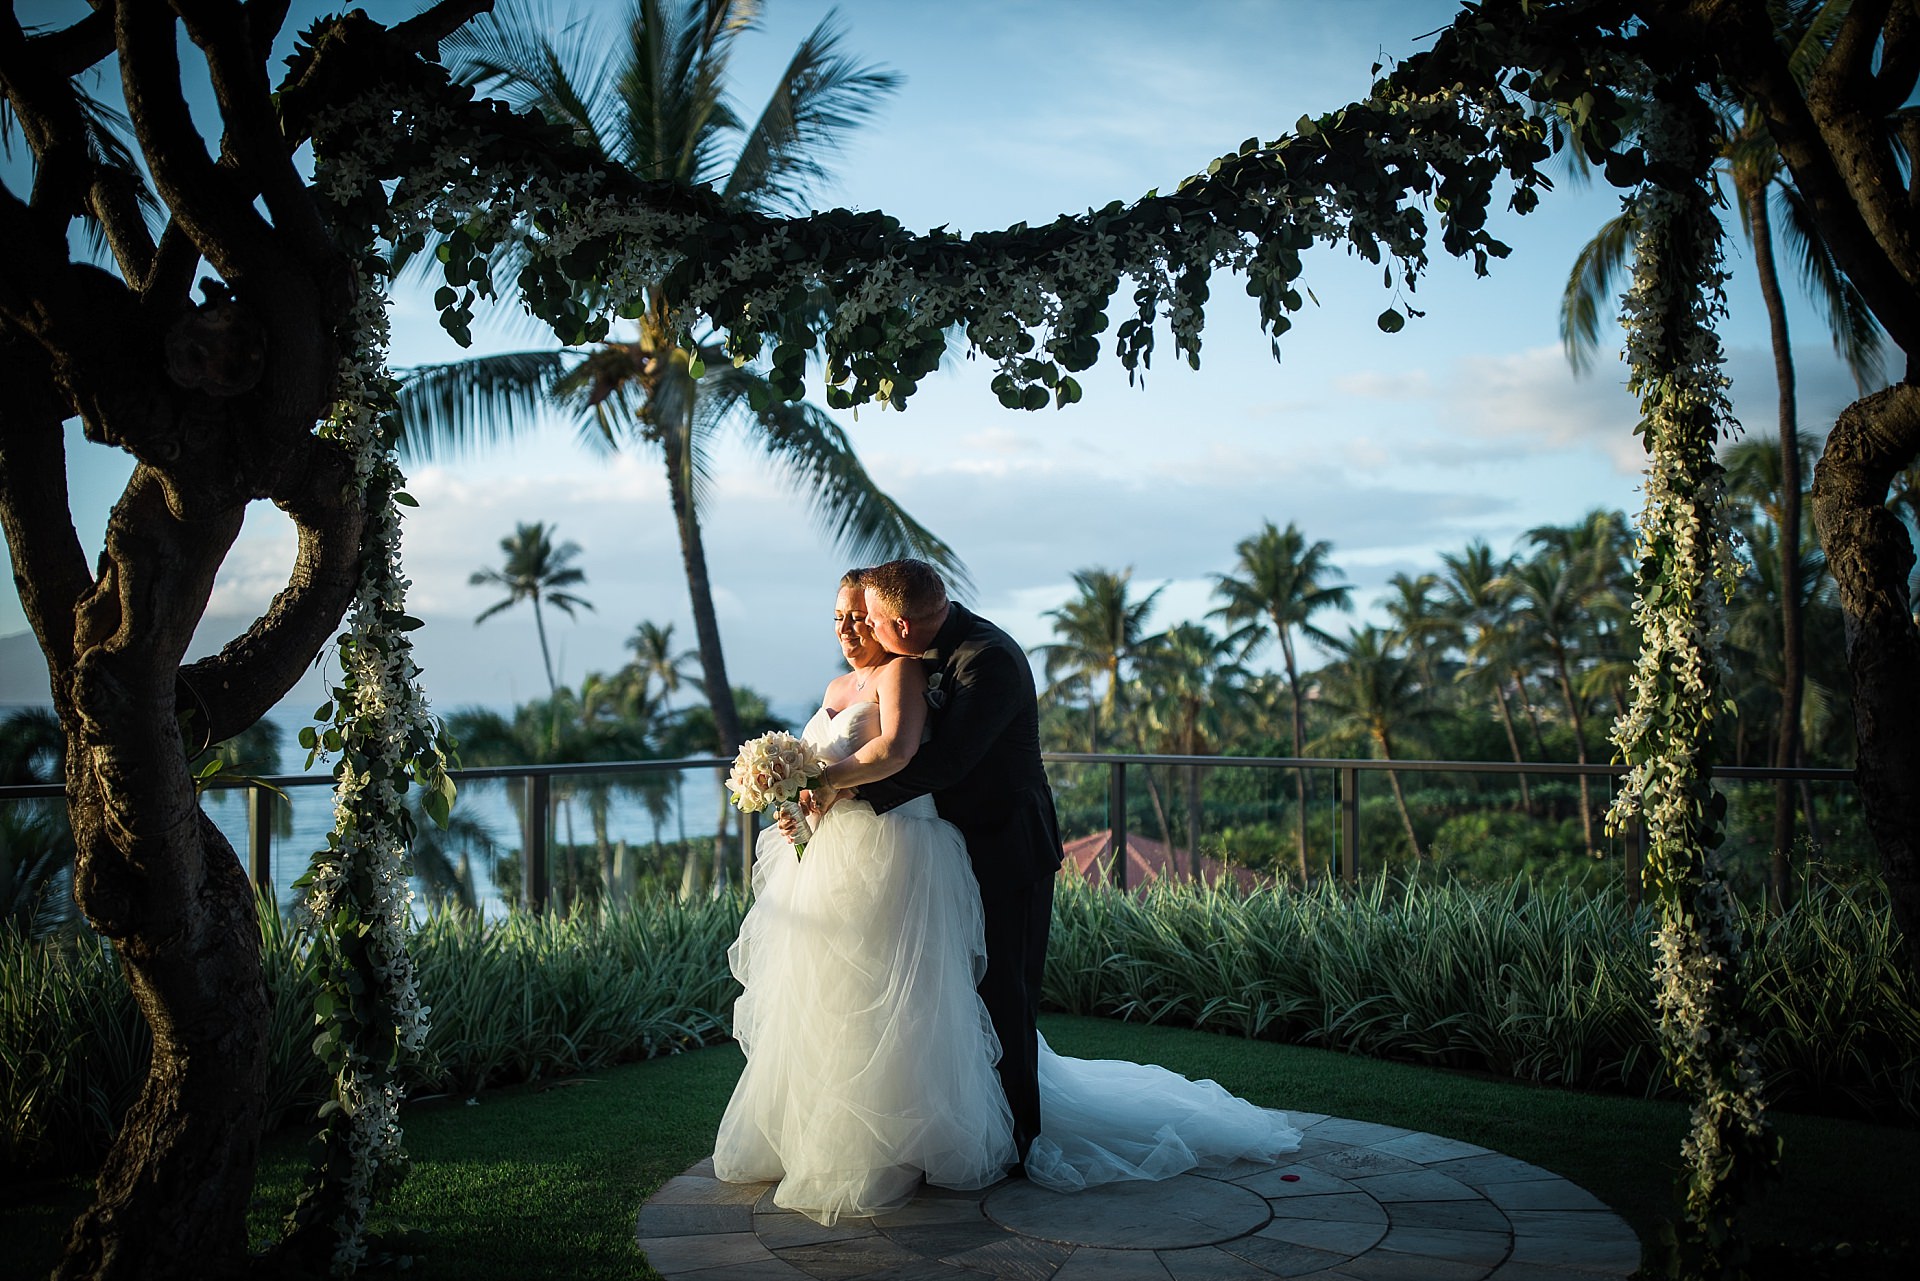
5,872,1914,1176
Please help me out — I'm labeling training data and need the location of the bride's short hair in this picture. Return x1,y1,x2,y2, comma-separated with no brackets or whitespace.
864,559,947,620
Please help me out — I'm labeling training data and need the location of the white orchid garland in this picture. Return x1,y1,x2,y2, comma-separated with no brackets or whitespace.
293,28,1781,1273
292,136,456,1268
1606,95,1777,1274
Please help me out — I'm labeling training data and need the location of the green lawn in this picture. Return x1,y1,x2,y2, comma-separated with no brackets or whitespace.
4,1016,1915,1279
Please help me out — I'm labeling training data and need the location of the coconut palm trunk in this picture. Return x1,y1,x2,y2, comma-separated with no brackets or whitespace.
1552,650,1598,856
1491,682,1534,814
1277,628,1311,885
1745,176,1805,906
1372,731,1423,862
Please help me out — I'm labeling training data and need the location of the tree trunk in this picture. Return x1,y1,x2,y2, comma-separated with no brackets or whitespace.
532,597,558,697
1810,384,1920,984
661,421,743,755
1186,763,1205,882
1554,651,1598,856
1491,680,1533,814
1749,178,1804,908
1376,732,1423,863
1278,629,1310,885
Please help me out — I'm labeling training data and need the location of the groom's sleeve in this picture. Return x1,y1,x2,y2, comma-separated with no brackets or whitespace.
861,644,1023,815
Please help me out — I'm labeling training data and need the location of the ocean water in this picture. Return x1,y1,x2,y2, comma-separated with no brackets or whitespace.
200,763,735,919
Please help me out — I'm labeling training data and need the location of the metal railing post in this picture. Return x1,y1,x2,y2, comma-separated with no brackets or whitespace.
740,807,755,889
525,773,551,910
245,785,273,890
1339,766,1359,884
1109,760,1128,891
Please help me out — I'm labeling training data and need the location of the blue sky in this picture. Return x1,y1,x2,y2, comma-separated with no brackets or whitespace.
1,1,1875,722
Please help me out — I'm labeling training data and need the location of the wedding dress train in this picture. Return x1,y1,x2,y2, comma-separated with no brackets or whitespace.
712,703,1300,1225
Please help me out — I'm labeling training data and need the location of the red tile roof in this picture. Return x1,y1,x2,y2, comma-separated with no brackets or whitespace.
1058,829,1268,894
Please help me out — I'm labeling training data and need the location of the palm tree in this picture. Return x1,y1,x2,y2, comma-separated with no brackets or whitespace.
620,619,701,859
1496,547,1605,856
397,0,964,755
1034,568,1165,754
471,521,594,698
1136,622,1247,879
1437,540,1536,814
1382,570,1451,694
1311,627,1434,865
1211,521,1352,884
1558,1,1882,881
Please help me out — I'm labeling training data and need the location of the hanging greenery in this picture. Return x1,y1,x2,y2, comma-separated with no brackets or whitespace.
283,247,457,1272
285,7,1772,1273
1606,89,1779,1277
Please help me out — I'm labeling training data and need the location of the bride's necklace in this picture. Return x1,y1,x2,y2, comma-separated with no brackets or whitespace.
853,666,876,693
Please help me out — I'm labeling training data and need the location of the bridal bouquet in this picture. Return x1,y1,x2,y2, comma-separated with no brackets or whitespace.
726,730,829,859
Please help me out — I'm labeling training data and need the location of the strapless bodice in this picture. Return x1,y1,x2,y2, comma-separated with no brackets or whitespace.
801,701,880,765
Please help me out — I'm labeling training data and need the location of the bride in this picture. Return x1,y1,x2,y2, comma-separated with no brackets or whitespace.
711,570,1299,1225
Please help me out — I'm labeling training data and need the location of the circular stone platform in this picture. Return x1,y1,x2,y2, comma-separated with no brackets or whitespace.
635,1112,1642,1280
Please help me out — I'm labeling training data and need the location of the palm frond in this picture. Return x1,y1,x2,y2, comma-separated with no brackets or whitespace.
394,351,572,462
442,0,623,152
721,11,902,215
1560,211,1635,375
700,365,972,594
1776,182,1887,391
616,0,742,185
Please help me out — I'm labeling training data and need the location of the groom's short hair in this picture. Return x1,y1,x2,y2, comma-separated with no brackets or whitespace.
864,559,947,620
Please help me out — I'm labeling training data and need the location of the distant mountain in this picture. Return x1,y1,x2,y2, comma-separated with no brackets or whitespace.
1,631,51,705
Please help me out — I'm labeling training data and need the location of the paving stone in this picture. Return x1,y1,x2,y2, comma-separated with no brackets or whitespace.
639,1114,1634,1281
1251,1214,1387,1256
754,1210,880,1251
1266,1192,1388,1225
1332,1250,1492,1281
1300,1118,1414,1147
1375,1225,1511,1266
637,1201,756,1237
941,1235,1074,1280
1219,1232,1352,1277
1481,1180,1609,1212
1427,1155,1557,1188
886,1218,1018,1260
640,1230,777,1275
1385,1199,1510,1233
1052,1246,1178,1280
777,1235,930,1279
871,1198,988,1229
1348,1169,1480,1203
1504,1211,1635,1243
681,1258,816,1280
685,1156,718,1178
1487,1263,1634,1281
652,1174,777,1206
1234,1164,1360,1198
1504,1219,1641,1274
1157,1246,1283,1281
1306,1148,1426,1180
986,1173,1271,1249
1505,1221,1643,1275
1280,1136,1356,1164
1369,1132,1495,1166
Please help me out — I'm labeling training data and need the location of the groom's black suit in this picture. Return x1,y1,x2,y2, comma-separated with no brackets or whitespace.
858,603,1062,1157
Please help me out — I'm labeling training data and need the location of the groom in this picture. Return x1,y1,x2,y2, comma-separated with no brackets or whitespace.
812,558,1062,1166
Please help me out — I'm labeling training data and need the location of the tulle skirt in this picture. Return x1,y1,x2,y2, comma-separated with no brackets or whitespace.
712,799,1304,1223
1027,1034,1302,1191
713,798,1016,1224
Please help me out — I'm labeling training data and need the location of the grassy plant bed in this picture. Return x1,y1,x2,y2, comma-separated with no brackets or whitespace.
5,874,1915,1179
3,1015,1914,1279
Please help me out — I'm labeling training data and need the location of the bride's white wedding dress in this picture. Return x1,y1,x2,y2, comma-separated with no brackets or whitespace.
712,702,1301,1225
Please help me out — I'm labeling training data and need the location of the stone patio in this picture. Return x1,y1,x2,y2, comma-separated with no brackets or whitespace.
635,1113,1641,1280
